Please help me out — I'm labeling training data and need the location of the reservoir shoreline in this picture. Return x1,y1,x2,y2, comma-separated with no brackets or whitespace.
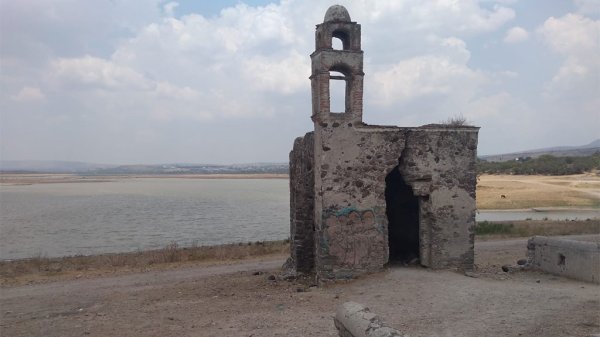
1,173,598,260
1,219,598,287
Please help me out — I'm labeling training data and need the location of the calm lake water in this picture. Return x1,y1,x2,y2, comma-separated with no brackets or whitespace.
0,178,289,259
1,178,598,260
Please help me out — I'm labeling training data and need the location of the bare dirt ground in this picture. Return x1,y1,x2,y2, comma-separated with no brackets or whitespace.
2,235,599,337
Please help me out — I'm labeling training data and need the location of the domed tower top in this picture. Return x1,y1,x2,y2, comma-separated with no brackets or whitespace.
310,5,363,123
324,5,351,22
314,5,361,51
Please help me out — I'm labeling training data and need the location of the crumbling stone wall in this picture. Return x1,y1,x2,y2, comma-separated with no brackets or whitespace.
289,132,315,273
288,5,479,280
312,123,478,279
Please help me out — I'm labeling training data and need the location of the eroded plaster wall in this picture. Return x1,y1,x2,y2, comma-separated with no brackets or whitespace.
310,121,478,279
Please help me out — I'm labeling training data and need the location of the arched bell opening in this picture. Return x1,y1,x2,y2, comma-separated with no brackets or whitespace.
332,29,350,50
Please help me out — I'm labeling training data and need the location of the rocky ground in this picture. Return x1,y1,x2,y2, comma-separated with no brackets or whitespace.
1,235,599,337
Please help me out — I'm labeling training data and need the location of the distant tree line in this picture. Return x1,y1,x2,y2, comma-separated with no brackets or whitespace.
477,153,600,175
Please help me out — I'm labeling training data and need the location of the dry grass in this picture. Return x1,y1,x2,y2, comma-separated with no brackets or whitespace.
0,240,289,285
477,173,600,209
442,115,469,126
475,219,600,239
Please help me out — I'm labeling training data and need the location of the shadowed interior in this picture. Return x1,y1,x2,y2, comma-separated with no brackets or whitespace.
385,166,420,263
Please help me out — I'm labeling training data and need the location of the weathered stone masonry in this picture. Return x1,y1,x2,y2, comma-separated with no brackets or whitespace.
289,5,479,280
289,133,315,274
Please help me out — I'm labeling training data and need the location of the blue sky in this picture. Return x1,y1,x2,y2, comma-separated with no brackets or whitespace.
1,0,598,164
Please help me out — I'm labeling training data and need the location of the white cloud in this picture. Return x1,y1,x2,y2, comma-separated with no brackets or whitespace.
503,26,529,43
50,55,202,101
497,70,519,79
347,0,515,33
0,0,162,62
463,92,542,153
4,0,518,123
534,13,600,148
242,52,309,94
464,92,526,120
370,55,486,107
4,0,597,163
369,35,485,109
539,14,599,55
573,0,600,15
51,56,152,90
163,2,179,17
12,86,45,102
538,14,599,93
154,82,199,100
46,55,209,122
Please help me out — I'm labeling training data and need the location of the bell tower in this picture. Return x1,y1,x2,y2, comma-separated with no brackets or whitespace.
289,4,479,281
310,5,364,125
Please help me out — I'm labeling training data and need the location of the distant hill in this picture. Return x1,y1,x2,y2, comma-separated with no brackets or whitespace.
91,163,288,175
0,160,288,175
480,139,600,162
0,160,115,173
5,139,599,173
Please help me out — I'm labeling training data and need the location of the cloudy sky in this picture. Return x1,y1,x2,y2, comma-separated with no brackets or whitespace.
1,0,598,165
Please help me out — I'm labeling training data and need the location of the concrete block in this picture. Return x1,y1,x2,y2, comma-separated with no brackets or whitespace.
527,236,600,284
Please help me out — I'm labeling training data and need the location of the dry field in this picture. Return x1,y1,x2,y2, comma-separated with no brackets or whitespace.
477,173,600,209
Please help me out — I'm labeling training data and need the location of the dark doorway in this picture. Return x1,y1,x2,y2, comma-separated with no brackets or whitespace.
385,166,419,264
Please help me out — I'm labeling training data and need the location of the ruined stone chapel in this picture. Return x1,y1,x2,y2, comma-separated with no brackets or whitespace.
289,5,479,280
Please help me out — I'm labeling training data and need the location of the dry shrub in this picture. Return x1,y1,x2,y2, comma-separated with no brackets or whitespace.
514,219,599,237
184,240,289,262
160,241,181,263
442,115,469,126
105,253,132,267
29,253,51,272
